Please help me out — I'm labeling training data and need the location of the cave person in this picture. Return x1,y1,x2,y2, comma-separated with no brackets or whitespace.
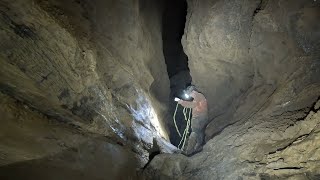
178,85,208,155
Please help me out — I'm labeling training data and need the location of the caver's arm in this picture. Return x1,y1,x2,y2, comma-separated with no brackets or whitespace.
178,99,197,108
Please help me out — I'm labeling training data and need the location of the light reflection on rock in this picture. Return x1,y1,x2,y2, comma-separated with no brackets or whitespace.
128,89,167,142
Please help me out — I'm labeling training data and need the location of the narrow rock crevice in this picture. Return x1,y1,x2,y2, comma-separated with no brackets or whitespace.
273,167,303,170
253,0,268,17
162,0,192,146
1,0,320,179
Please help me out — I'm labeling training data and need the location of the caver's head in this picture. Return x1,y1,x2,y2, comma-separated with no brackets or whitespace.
185,85,197,94
182,85,198,99
175,85,198,101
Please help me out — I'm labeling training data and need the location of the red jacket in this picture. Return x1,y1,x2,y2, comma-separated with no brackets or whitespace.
178,91,208,119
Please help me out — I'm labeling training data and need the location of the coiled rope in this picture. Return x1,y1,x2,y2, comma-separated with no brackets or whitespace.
173,103,192,150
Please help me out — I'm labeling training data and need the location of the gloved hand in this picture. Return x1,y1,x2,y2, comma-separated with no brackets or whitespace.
174,97,180,102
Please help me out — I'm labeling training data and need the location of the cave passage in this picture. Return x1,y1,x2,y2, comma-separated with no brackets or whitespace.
162,0,189,78
162,0,192,146
1,0,320,179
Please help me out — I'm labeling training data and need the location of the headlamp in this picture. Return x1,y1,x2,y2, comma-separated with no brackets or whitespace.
174,89,194,102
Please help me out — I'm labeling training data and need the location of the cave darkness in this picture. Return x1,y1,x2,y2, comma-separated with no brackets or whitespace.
162,0,189,78
162,0,192,146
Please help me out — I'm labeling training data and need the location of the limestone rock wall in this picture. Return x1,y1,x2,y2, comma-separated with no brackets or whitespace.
144,101,320,179
182,0,320,140
182,0,258,136
0,92,140,179
0,0,170,168
144,0,320,179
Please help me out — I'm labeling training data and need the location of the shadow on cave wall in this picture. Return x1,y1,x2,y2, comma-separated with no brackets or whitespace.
0,138,140,180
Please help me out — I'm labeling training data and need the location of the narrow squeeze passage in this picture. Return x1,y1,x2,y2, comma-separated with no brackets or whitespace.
1,0,320,179
162,0,191,146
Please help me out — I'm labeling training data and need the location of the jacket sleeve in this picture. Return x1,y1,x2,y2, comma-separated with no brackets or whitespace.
178,100,197,108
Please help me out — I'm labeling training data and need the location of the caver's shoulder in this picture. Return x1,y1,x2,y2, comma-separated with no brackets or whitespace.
195,91,206,100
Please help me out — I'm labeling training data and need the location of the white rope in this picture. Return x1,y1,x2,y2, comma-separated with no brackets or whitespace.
176,107,192,150
173,103,182,137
